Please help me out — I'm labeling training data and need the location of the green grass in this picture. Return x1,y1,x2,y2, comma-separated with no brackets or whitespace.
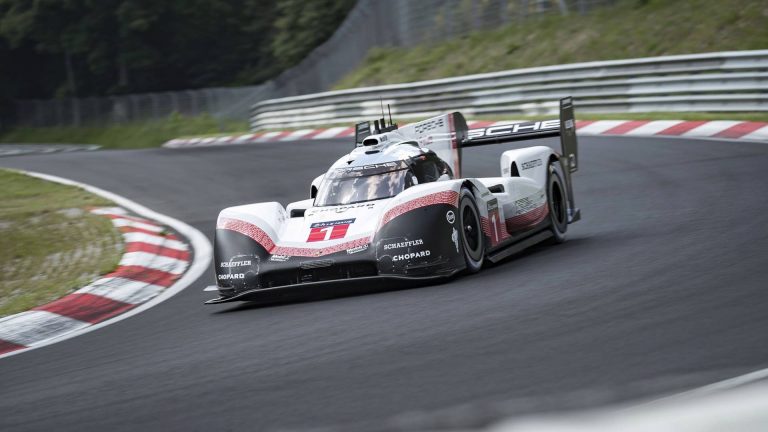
335,0,768,89
0,113,248,150
0,169,123,317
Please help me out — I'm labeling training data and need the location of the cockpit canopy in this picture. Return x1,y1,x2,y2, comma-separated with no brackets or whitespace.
314,150,454,207
315,161,415,207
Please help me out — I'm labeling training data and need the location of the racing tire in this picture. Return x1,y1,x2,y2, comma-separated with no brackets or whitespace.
459,188,484,273
547,161,569,244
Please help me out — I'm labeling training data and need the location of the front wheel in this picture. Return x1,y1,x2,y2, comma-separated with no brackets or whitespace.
547,162,569,243
459,188,484,273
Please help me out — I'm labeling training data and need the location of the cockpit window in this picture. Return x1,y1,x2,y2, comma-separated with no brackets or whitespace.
315,168,415,206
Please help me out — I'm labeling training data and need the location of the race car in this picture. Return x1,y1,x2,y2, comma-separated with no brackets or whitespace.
205,97,580,304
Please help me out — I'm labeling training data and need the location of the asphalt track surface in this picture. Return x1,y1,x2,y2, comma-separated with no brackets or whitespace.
1,135,767,431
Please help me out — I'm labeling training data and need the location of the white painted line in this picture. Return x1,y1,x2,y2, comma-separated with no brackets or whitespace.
741,124,768,141
313,126,349,139
281,129,316,141
90,207,128,216
76,277,166,304
0,311,90,346
576,120,628,135
122,232,188,250
625,120,683,136
682,120,741,137
646,367,768,407
111,217,164,232
0,170,212,360
118,252,188,274
232,133,255,143
255,131,283,141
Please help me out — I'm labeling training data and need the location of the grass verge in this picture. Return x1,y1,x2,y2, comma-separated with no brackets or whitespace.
0,113,248,150
335,0,768,89
0,169,123,317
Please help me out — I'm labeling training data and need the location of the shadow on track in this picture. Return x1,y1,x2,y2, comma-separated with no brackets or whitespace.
211,277,453,314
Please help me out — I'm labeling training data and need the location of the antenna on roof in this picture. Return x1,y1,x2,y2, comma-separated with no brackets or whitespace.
380,97,385,124
387,104,393,127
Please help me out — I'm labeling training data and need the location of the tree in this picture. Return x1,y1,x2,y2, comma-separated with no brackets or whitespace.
271,0,356,70
0,0,356,100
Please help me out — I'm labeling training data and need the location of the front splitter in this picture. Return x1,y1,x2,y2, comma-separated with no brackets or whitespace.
205,272,459,304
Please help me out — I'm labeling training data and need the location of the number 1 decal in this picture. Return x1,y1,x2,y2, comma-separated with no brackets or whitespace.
486,200,503,247
307,218,355,242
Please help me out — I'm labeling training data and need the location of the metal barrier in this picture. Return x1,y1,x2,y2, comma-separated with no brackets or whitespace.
250,50,768,130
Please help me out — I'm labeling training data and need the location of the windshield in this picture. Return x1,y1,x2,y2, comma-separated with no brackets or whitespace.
315,169,413,206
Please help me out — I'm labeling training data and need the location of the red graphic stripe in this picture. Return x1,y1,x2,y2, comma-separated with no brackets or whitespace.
272,237,369,257
714,122,766,139
118,226,178,240
35,294,134,324
217,218,275,251
106,265,178,287
124,242,190,260
380,191,460,227
655,121,707,136
0,339,26,355
217,218,369,257
505,205,549,232
481,205,549,238
603,120,650,135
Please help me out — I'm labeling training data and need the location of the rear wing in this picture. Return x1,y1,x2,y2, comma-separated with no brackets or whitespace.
464,97,578,173
464,97,580,222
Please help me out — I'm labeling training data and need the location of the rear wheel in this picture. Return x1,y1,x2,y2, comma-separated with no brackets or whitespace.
547,162,569,243
459,188,484,273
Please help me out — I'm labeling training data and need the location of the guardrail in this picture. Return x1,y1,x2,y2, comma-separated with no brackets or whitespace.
250,50,768,130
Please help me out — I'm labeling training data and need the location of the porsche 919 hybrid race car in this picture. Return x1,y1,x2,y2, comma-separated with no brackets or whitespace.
205,97,580,304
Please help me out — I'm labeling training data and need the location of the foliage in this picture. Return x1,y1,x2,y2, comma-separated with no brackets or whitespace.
0,0,356,101
271,0,356,70
335,0,768,89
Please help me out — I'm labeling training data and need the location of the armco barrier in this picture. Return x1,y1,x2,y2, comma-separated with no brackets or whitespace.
250,50,768,130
